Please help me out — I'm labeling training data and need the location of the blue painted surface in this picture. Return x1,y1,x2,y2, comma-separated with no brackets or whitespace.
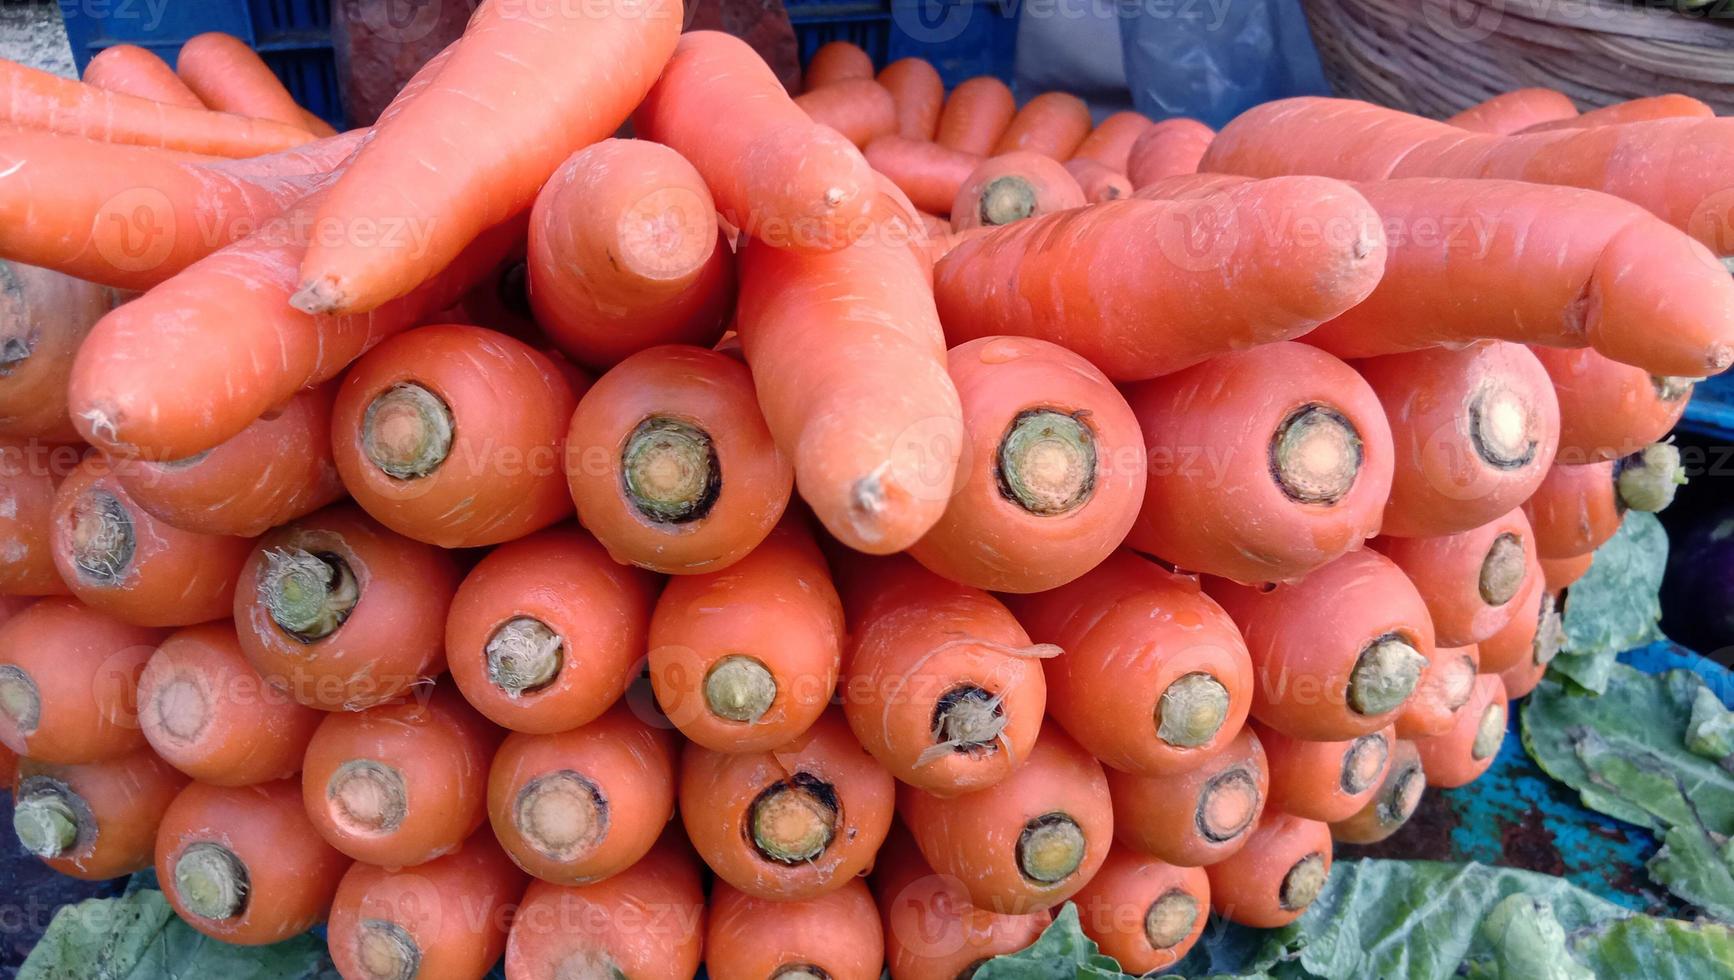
1682,375,1734,443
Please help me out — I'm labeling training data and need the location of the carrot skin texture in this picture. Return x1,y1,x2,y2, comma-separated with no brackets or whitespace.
15,749,188,879
1072,110,1154,172
1413,673,1509,787
176,32,314,130
706,879,884,980
1331,738,1426,843
879,58,943,140
1125,118,1215,187
1106,726,1269,867
1070,845,1210,974
1521,93,1712,133
1498,640,1551,700
795,78,898,148
1065,157,1133,203
1541,553,1594,593
1396,643,1482,739
1374,508,1538,647
1447,88,1577,134
865,136,982,216
82,44,203,107
1534,346,1692,465
994,92,1091,159
0,439,73,595
872,826,1051,979
0,263,118,442
1257,722,1395,823
1523,460,1623,559
1205,813,1333,928
936,76,1017,156
0,597,161,762
805,41,875,90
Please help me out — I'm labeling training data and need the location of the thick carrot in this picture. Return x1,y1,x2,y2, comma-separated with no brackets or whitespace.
837,554,1052,795
879,57,943,140
1533,346,1693,465
795,78,898,148
504,830,705,980
1072,110,1154,172
1447,88,1577,134
649,518,842,753
1497,634,1551,700
707,878,883,980
1521,93,1713,133
82,44,203,107
1071,844,1209,974
0,439,74,596
1524,444,1685,558
1125,118,1214,187
0,265,116,442
566,345,791,573
1413,674,1508,787
526,140,734,370
1125,343,1395,583
949,151,1084,230
1006,551,1253,776
805,40,875,90
1064,157,1132,203
234,504,460,711
50,458,253,627
138,621,322,786
1257,722,1395,824
487,704,677,885
680,709,893,900
1208,549,1436,741
936,76,1017,156
0,597,157,763
1396,643,1481,740
1205,813,1333,928
934,179,1387,381
292,0,680,314
1105,727,1268,867
176,32,313,130
12,749,187,880
1541,553,1594,593
1331,738,1425,844
1375,509,1538,647
155,778,350,945
994,92,1091,159
0,594,29,625
1478,560,1562,680
872,825,1050,979
1360,343,1561,538
328,830,526,980
865,135,982,216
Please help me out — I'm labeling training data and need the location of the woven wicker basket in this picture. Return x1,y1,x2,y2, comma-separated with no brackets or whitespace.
1303,0,1734,117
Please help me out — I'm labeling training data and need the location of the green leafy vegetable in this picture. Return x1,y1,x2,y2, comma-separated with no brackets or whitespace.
1551,512,1667,694
1473,894,1593,980
973,904,1128,979
1686,685,1734,765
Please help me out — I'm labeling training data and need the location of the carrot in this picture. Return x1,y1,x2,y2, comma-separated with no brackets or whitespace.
156,778,350,944
1533,346,1693,465
934,179,1387,381
1541,553,1594,593
872,824,1050,979
1479,561,1563,682
1396,643,1482,740
1331,738,1426,843
1125,343,1395,583
681,709,893,900
0,265,117,442
0,597,157,763
994,92,1091,159
707,878,883,980
1072,110,1154,172
1375,509,1538,647
1497,636,1551,700
234,504,460,711
878,57,943,140
0,741,13,790
1208,549,1436,741
504,830,705,980
487,704,677,885
1105,726,1268,867
1125,118,1215,187
0,594,29,625
565,345,791,574
936,76,1016,156
805,40,875,90
949,151,1085,230
1205,813,1333,928
648,519,842,753
292,1,680,315
13,749,185,880
81,44,203,107
1520,93,1713,133
795,78,898,148
1064,157,1132,203
1256,722,1395,824
1071,844,1210,974
1446,88,1577,134
328,830,526,980
1412,673,1508,787
865,136,982,216
138,621,322,786
526,140,734,371
0,439,74,596
176,32,314,130
836,555,1052,795
1005,550,1253,776
1525,443,1685,558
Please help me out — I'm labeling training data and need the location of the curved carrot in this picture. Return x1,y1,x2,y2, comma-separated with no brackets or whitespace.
1205,813,1333,927
1071,110,1153,172
1375,508,1538,647
328,830,526,980
138,621,322,786
707,878,883,980
1125,118,1215,187
1105,727,1268,867
1413,673,1508,788
865,135,982,216
0,597,158,763
1064,157,1133,203
1006,550,1253,776
50,457,253,627
526,139,734,370
1521,93,1712,133
566,344,791,573
1533,346,1693,465
637,31,878,253
12,749,187,880
649,519,842,753
936,76,1016,156
935,178,1387,381
487,704,677,885
1396,643,1481,740
795,78,898,148
837,554,1051,796
1447,88,1577,134
872,825,1050,979
1209,548,1437,741
1331,738,1426,843
1525,443,1684,558
234,504,459,710
176,32,314,130
82,44,203,107
1257,722,1395,824
1478,559,1562,679
1126,342,1395,583
1541,552,1594,593
155,778,350,945
949,151,1085,230
994,92,1091,159
0,438,74,595
805,40,875,90
879,57,943,140
680,709,893,901
1071,844,1209,974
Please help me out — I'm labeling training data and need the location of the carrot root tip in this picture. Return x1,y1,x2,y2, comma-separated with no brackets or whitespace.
67,488,136,586
1270,405,1362,505
12,788,80,859
1472,702,1507,761
326,759,408,836
0,664,42,737
997,409,1096,516
622,417,720,524
1478,533,1527,606
1347,634,1428,717
486,617,564,697
1278,852,1328,911
1651,376,1697,403
1156,672,1231,748
1196,768,1261,843
1616,442,1686,513
1016,812,1087,884
354,918,421,980
1469,386,1538,469
748,774,838,865
1144,888,1202,950
1534,593,1564,668
703,656,777,723
174,842,250,921
978,176,1039,226
260,548,359,641
289,278,343,316
362,383,454,480
1378,763,1426,830
1341,733,1391,795
514,770,609,862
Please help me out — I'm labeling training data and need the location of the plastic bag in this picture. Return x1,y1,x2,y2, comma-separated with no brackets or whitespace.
1118,0,1330,127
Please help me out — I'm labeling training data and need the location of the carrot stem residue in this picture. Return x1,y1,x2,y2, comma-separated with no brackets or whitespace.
749,776,837,864
1278,852,1327,910
486,617,564,697
13,788,78,858
68,488,135,585
978,175,1039,226
1478,533,1526,606
1471,702,1508,761
1617,443,1686,512
514,770,609,862
1145,888,1203,951
997,409,1096,516
1346,634,1428,716
703,656,777,723
259,548,359,641
0,665,41,735
1016,812,1087,884
622,417,720,523
354,918,421,980
362,383,453,479
1470,386,1537,468
174,842,250,921
326,760,408,836
1269,405,1361,504
1156,673,1231,748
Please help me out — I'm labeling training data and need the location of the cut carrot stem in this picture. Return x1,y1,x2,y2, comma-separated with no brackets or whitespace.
1072,110,1154,172
1447,88,1578,133
993,92,1091,159
1375,508,1538,648
1256,722,1395,824
176,32,315,131
872,825,1051,979
805,41,875,90
1205,813,1333,928
1125,118,1215,187
1106,726,1268,867
82,44,203,107
878,57,943,141
1413,674,1509,788
936,76,1017,156
706,878,884,980
13,749,188,880
1332,739,1427,844
1071,844,1210,974
795,78,898,148
1533,346,1693,465
0,597,161,763
950,151,1085,230
1396,643,1482,740
1065,157,1133,203
0,263,120,443
0,438,74,596
865,135,982,216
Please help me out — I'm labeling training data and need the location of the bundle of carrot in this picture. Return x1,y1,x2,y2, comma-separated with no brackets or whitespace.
0,10,1725,975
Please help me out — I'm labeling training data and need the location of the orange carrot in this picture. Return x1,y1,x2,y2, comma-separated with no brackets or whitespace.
795,78,898,148
707,878,883,980
1071,110,1154,172
1541,553,1594,593
13,749,187,880
176,32,314,130
1447,88,1577,134
865,135,982,216
155,778,350,945
1497,635,1552,700
0,597,158,763
1331,738,1426,843
0,594,29,625
566,344,791,573
1125,118,1215,187
879,57,943,140
1257,722,1395,824
82,44,203,107
805,40,875,90
994,92,1091,159
936,76,1017,156
1476,555,1559,672
1006,550,1253,776
0,438,75,596
0,264,117,442
681,709,893,901
138,621,322,786
526,139,734,370
328,830,526,980
1413,673,1508,787
1125,343,1395,583
1071,844,1210,974
935,179,1386,381
234,504,460,711
1205,813,1332,928
1064,157,1132,203
1396,643,1481,740
1208,549,1437,741
487,704,678,885
1105,727,1268,867
949,151,1085,230
1525,443,1685,558
1521,93,1713,133
1375,509,1538,647
1533,346,1693,465
872,825,1050,979
837,555,1052,796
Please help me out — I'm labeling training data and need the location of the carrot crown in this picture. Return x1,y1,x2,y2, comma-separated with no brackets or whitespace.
1346,634,1428,717
997,410,1096,516
1341,733,1390,795
1269,405,1362,505
514,770,609,862
0,664,41,736
703,656,777,724
1468,386,1538,470
1533,594,1564,669
1156,673,1231,748
174,842,250,921
1616,442,1686,513
1377,762,1426,830
1016,812,1088,885
486,617,564,697
259,548,359,642
67,488,136,585
362,383,454,480
1278,852,1327,911
748,773,838,865
1472,702,1508,761
1196,768,1261,843
353,919,422,980
622,417,720,524
1478,533,1527,606
1145,888,1202,951
12,784,81,858
326,759,408,836
978,176,1039,226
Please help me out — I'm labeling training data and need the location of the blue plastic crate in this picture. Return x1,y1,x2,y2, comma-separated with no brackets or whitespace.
789,0,1017,89
1681,374,1734,443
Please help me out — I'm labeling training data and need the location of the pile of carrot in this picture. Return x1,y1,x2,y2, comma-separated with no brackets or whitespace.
0,11,1722,976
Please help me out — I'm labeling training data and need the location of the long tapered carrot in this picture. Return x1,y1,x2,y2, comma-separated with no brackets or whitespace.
1375,509,1537,648
879,57,943,140
1413,674,1508,787
15,750,186,881
1106,726,1268,867
1256,722,1395,824
526,139,734,370
865,135,982,216
1205,813,1332,928
1072,110,1153,172
1071,845,1209,974
0,264,118,443
0,439,72,596
0,598,160,763
950,151,1086,230
176,32,314,131
707,878,883,980
795,78,898,148
82,44,203,107
1331,738,1426,844
1065,157,1132,203
934,178,1386,381
1125,118,1215,187
1404,643,1480,737
1533,346,1693,465
1446,88,1577,133
1520,93,1712,132
936,76,1016,156
994,92,1091,159
805,40,875,90
872,825,1051,979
